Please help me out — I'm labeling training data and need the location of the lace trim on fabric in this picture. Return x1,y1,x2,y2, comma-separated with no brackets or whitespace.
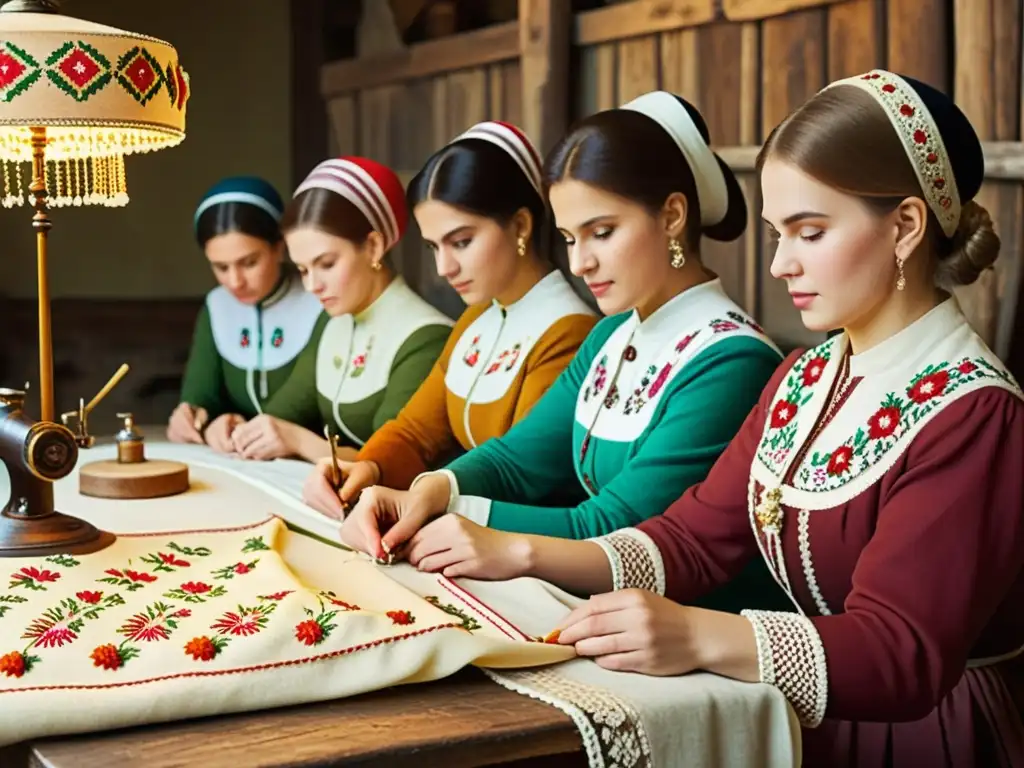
590,528,666,595
742,609,828,727
484,667,654,768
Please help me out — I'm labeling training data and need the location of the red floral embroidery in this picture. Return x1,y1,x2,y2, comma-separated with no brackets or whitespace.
867,406,901,440
908,370,949,403
647,362,673,399
155,552,191,569
826,445,854,476
211,560,260,580
295,619,324,646
100,568,157,591
258,590,294,602
75,590,103,604
10,566,61,591
163,580,227,603
117,602,191,642
386,610,415,626
0,651,29,677
958,360,978,374
801,356,826,387
181,582,210,594
770,400,797,428
90,644,122,670
184,635,227,661
210,606,270,637
90,641,139,671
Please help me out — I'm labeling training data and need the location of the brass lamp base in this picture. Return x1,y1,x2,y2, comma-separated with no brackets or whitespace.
0,508,115,558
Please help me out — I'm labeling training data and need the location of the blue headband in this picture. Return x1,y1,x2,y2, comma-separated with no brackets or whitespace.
194,176,284,229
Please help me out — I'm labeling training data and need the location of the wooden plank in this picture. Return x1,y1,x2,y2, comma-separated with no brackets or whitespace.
576,0,716,46
502,61,524,126
658,28,700,103
320,22,519,96
952,0,1023,355
291,0,329,187
759,7,828,348
723,0,847,22
519,0,573,154
326,95,358,157
617,35,660,103
826,0,884,80
488,64,505,121
29,671,584,768
448,68,490,135
887,0,949,89
698,23,759,313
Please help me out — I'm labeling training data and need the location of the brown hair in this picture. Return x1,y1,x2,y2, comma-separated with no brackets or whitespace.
279,187,374,244
544,99,747,252
757,86,998,286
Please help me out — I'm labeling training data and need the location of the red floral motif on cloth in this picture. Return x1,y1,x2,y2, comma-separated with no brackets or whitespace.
0,520,460,688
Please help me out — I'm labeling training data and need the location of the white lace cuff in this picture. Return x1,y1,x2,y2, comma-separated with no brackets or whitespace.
741,609,828,727
590,528,665,595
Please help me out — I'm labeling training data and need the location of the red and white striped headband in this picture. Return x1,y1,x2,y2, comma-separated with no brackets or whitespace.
293,159,402,249
452,121,543,195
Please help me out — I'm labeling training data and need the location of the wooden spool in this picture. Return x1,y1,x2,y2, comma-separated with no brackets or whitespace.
79,458,190,500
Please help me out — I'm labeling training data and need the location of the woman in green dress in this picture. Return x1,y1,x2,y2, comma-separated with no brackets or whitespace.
338,92,790,613
167,176,323,449
226,156,453,463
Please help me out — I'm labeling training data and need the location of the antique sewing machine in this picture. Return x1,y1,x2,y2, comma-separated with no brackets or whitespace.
0,387,113,558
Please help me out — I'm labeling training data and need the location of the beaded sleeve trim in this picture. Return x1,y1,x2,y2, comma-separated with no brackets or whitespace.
741,609,828,727
591,528,666,595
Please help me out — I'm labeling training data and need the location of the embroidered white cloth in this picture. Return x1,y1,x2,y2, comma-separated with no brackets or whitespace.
0,443,799,765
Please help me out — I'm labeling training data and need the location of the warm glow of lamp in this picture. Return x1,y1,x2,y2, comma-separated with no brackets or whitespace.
0,0,190,558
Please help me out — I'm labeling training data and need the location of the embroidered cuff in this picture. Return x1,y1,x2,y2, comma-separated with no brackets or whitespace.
589,528,666,595
741,609,828,728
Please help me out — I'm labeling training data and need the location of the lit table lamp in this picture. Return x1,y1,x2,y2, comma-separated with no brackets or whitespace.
0,0,189,556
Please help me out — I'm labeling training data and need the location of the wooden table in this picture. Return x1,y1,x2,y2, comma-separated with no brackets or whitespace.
8,669,584,767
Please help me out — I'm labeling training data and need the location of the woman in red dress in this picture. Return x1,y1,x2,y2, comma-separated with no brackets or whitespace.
360,70,1024,765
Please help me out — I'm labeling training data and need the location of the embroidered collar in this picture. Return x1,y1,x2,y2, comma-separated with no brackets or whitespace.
629,278,731,346
847,295,963,377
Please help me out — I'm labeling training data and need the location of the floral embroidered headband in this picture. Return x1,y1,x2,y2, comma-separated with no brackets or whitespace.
824,70,978,238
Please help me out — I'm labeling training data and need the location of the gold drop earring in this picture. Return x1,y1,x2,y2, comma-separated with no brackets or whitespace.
895,257,906,291
517,236,527,258
669,238,685,269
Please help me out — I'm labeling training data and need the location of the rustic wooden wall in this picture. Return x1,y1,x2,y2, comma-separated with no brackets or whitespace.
324,0,1024,372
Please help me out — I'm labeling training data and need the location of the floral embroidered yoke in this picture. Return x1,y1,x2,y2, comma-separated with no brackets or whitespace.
263,276,452,447
356,271,597,489
594,298,1024,767
180,274,324,423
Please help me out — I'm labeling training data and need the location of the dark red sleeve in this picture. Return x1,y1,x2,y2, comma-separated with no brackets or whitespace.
634,350,803,602
808,387,1024,722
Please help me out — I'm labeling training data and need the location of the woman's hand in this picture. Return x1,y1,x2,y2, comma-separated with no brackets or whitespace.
230,415,296,460
405,514,532,580
555,589,707,675
204,413,245,454
340,485,442,560
302,459,381,520
167,403,206,444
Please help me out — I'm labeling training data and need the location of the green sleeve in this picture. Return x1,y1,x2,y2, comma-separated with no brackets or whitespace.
262,312,329,430
179,303,228,417
458,335,783,539
445,315,627,503
372,324,452,432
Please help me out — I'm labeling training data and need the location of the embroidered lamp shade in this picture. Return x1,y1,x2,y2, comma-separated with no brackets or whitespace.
0,0,189,207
